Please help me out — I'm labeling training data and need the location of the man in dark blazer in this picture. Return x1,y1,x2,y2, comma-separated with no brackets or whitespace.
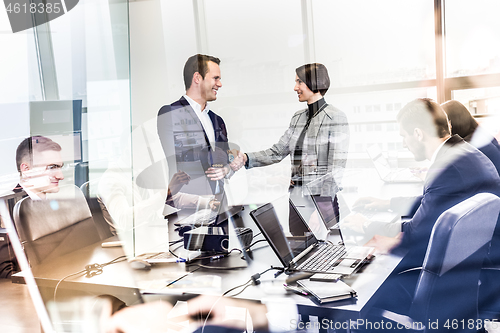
157,54,235,200
364,99,500,267
357,99,500,321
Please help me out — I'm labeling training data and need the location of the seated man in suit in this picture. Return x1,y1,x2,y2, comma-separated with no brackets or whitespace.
356,99,500,319
357,99,500,267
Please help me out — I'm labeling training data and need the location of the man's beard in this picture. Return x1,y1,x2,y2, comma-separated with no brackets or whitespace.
411,142,426,161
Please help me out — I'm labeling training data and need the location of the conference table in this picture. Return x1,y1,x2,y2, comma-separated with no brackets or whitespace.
8,167,424,332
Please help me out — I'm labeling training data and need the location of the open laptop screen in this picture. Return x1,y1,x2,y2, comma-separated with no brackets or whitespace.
310,195,340,230
249,201,317,267
366,144,391,178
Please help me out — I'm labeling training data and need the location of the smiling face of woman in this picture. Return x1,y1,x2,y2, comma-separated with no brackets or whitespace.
294,75,316,103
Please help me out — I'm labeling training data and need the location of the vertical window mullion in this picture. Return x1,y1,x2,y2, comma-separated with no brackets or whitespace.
435,0,446,103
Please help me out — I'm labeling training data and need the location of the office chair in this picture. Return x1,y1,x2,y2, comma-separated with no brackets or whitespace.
12,186,102,266
80,180,116,239
369,193,500,332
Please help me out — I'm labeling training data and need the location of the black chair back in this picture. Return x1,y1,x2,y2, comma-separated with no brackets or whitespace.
410,193,500,331
13,188,101,266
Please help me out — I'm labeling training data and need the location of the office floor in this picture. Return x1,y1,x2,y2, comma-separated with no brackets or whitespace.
0,279,40,333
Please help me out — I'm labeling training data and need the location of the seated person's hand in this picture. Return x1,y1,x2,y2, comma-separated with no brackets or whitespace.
188,295,269,331
364,233,402,255
104,300,182,333
104,295,270,333
209,199,220,211
205,166,229,181
168,170,191,195
410,166,428,181
352,196,390,211
342,213,369,234
229,151,247,172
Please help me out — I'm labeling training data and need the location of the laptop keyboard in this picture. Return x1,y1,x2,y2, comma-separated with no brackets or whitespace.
296,242,347,272
354,208,377,219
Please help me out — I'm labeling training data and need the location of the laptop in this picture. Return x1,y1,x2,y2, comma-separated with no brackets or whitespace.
366,144,423,183
0,198,144,333
305,173,399,230
249,199,374,276
311,192,399,226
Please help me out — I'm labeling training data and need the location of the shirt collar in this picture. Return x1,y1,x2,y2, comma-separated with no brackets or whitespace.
430,136,451,165
183,95,210,114
22,187,42,200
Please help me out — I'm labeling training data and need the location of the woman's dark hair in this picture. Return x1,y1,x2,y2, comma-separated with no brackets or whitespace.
295,63,330,96
441,100,478,141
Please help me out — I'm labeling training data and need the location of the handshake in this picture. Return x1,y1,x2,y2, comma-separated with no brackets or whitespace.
205,149,248,181
228,149,247,172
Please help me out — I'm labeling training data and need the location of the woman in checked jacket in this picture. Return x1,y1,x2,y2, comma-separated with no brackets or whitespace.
232,63,350,196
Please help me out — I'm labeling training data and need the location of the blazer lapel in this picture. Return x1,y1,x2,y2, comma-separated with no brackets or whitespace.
180,97,211,147
425,135,464,190
207,110,218,143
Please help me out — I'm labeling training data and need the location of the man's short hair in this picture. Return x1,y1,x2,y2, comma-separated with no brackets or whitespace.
397,98,451,138
183,54,221,90
295,63,330,96
16,136,62,172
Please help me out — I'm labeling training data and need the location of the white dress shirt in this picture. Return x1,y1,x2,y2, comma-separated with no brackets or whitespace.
183,95,216,150
182,95,234,184
22,187,42,200
429,136,451,167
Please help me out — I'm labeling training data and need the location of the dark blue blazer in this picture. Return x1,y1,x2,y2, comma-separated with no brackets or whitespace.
157,96,230,195
157,96,229,153
393,135,500,270
477,137,500,176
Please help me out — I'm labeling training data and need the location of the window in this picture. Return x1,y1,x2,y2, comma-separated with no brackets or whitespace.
445,0,500,78
313,0,435,87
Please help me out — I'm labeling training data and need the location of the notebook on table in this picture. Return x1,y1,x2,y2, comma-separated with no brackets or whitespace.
297,278,356,304
249,199,374,276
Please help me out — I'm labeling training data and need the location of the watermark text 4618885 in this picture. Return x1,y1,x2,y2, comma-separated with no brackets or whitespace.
3,0,80,33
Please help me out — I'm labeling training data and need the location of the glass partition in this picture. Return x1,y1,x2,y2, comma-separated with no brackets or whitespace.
1,0,500,269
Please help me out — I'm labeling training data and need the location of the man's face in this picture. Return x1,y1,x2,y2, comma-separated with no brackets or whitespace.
200,61,222,103
399,126,426,161
22,150,65,194
294,75,315,103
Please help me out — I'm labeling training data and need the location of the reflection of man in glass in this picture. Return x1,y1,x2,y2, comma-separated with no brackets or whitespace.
230,63,350,193
0,136,64,278
16,136,65,200
157,54,234,204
